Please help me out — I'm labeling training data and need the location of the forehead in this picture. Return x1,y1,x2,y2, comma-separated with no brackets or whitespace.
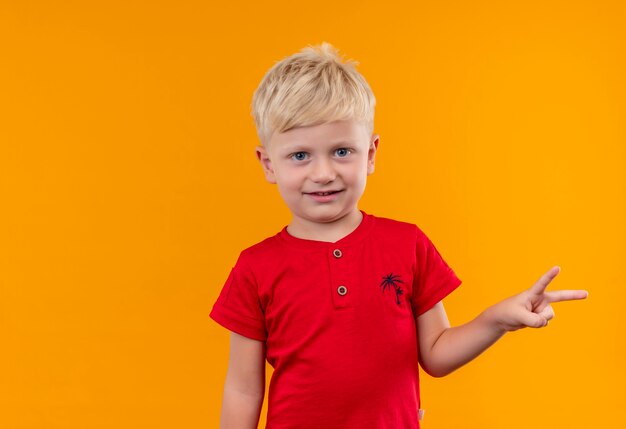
269,120,369,149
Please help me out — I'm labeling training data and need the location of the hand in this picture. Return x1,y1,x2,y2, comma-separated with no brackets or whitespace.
485,266,588,333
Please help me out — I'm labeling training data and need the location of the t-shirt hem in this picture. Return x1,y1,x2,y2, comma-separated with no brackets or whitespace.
415,275,463,316
210,307,267,342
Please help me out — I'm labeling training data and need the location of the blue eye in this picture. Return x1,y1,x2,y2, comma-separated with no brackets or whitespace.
335,148,351,157
291,152,308,161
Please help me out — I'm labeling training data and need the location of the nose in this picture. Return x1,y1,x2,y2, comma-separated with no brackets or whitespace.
310,157,336,184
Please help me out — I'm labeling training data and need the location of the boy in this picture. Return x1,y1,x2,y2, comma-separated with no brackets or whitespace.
210,42,588,428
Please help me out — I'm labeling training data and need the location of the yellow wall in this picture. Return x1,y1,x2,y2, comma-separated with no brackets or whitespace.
1,1,624,428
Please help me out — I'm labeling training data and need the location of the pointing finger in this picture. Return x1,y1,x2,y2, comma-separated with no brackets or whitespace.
530,266,561,295
545,289,589,303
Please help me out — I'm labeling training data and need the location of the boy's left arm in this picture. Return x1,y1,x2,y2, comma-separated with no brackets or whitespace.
417,266,588,378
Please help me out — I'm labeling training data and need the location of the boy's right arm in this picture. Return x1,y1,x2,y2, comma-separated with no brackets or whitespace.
220,332,266,429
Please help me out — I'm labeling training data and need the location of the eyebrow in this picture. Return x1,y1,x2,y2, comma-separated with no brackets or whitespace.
329,140,356,145
280,140,356,151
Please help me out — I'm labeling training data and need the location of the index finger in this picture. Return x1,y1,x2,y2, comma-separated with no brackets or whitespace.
545,289,589,303
529,266,561,295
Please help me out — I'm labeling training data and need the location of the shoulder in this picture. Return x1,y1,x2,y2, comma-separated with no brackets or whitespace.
235,231,286,268
369,213,421,237
368,213,437,249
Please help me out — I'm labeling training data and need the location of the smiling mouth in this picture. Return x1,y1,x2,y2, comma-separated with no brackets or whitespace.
307,190,341,196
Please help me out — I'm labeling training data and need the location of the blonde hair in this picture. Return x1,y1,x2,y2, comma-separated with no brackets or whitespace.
251,42,376,146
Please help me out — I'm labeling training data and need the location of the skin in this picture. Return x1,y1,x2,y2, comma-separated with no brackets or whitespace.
256,119,379,242
219,119,589,428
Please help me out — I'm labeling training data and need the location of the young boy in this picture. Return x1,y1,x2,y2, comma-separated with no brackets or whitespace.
210,42,588,429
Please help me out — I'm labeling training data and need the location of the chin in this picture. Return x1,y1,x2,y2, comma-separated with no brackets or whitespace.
309,209,353,224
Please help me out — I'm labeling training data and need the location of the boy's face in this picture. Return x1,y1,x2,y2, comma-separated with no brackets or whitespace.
256,119,379,230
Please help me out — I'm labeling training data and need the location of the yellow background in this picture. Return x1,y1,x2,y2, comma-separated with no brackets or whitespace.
1,1,624,428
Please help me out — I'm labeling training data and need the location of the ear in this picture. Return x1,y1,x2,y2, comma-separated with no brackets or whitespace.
367,134,379,175
255,145,277,184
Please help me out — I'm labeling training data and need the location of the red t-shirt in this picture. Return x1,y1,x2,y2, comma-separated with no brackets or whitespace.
210,212,462,428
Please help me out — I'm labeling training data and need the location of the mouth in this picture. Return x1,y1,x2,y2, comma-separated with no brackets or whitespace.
304,190,344,202
306,190,342,196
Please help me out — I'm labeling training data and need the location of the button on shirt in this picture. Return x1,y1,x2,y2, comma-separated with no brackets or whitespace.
210,212,462,429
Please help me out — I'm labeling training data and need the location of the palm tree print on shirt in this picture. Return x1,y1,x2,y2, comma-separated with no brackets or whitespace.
379,273,405,305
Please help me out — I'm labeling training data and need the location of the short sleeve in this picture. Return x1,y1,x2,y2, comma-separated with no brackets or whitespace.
411,226,462,316
210,253,267,341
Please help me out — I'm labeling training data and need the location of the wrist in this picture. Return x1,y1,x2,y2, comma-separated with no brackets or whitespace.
479,305,508,337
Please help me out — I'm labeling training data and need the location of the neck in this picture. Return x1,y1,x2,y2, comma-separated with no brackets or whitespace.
287,209,363,242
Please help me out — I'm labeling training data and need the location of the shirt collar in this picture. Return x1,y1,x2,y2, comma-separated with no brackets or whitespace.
277,210,375,250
